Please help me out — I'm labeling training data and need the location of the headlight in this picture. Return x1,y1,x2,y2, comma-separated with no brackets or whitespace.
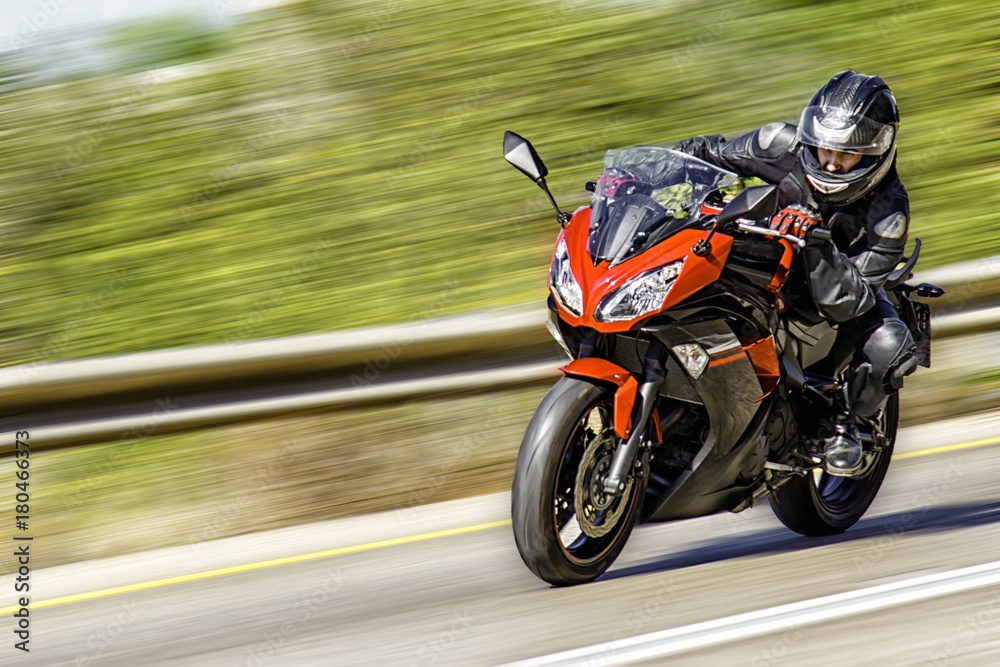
595,261,683,322
549,238,583,316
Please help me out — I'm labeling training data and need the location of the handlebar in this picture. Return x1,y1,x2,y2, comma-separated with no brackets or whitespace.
734,221,831,248
810,227,833,242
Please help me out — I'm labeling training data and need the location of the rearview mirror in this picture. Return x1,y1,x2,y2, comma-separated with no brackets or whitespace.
503,130,548,182
716,185,779,226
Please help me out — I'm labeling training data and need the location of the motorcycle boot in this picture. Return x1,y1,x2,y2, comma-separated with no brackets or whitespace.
823,318,914,478
824,421,863,476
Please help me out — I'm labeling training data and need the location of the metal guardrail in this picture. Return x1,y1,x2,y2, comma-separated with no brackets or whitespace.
0,309,553,412
3,254,999,453
13,361,562,453
0,309,559,453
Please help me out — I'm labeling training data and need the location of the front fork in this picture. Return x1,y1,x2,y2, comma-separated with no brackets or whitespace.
559,330,667,498
601,344,665,494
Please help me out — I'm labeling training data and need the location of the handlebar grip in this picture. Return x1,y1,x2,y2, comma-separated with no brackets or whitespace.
809,227,832,242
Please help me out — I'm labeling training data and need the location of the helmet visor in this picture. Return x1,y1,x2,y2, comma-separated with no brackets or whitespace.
796,105,895,155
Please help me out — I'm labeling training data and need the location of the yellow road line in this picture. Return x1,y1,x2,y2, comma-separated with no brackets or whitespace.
892,435,1000,460
0,519,511,615
7,435,1000,614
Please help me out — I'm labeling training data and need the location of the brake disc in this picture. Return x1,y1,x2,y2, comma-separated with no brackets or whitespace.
574,430,633,538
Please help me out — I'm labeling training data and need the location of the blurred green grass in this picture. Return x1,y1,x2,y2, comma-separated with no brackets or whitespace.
0,0,995,365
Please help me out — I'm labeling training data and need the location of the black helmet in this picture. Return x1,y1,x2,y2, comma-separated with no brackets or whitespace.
795,70,899,206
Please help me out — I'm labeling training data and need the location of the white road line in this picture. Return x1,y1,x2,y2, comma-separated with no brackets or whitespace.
504,560,1000,666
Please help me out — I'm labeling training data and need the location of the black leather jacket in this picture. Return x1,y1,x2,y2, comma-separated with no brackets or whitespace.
674,122,909,323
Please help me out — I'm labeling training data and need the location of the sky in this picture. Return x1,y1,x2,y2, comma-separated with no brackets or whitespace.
0,0,278,53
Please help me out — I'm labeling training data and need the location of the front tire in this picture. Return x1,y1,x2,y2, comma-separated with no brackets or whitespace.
769,393,898,536
511,376,646,586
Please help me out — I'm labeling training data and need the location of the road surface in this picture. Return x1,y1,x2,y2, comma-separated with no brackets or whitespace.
7,410,1000,666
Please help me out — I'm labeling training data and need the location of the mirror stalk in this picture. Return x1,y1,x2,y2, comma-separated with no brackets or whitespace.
692,219,718,256
537,178,570,227
503,131,569,227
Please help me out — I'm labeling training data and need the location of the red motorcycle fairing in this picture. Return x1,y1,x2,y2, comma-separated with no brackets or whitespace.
745,335,781,399
765,239,795,293
636,318,778,522
560,357,663,443
703,334,781,401
551,207,734,333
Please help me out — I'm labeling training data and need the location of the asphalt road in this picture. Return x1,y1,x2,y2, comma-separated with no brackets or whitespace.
8,410,1000,667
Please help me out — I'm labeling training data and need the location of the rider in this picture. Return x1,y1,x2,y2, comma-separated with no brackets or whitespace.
672,70,918,476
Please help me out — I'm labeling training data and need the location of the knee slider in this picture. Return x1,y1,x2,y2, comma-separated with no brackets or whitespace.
863,319,916,392
887,352,918,391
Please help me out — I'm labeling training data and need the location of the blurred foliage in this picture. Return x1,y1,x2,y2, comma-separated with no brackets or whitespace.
0,0,996,365
104,14,230,71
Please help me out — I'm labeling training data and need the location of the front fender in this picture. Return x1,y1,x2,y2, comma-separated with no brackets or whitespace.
560,358,661,442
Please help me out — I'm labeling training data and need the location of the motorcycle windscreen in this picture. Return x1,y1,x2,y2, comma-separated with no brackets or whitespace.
588,147,738,266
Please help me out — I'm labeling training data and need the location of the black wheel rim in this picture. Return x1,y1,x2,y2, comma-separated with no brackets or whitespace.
552,400,637,565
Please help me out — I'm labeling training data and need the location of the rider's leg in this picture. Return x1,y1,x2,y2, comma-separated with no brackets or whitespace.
851,292,918,418
825,291,916,475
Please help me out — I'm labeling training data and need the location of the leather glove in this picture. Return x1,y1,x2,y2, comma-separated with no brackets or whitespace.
770,204,823,240
672,135,725,155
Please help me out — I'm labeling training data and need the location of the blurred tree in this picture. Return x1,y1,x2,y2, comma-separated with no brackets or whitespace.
0,53,29,90
0,0,992,366
103,14,229,71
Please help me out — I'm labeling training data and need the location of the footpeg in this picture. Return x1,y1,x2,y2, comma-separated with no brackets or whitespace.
764,461,813,475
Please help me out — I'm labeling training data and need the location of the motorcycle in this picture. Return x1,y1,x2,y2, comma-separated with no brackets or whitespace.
503,131,943,586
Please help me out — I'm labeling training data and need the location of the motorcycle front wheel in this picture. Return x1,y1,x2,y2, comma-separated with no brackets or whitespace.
769,393,898,536
511,376,646,586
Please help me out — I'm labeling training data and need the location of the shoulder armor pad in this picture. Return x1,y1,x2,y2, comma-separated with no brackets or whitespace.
864,181,910,250
873,212,907,239
754,122,798,158
868,211,909,251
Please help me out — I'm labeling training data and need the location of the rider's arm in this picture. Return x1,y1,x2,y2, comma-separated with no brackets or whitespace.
672,122,800,184
802,184,910,323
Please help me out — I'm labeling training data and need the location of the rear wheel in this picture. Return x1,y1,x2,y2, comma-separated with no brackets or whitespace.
511,377,646,586
769,393,898,536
